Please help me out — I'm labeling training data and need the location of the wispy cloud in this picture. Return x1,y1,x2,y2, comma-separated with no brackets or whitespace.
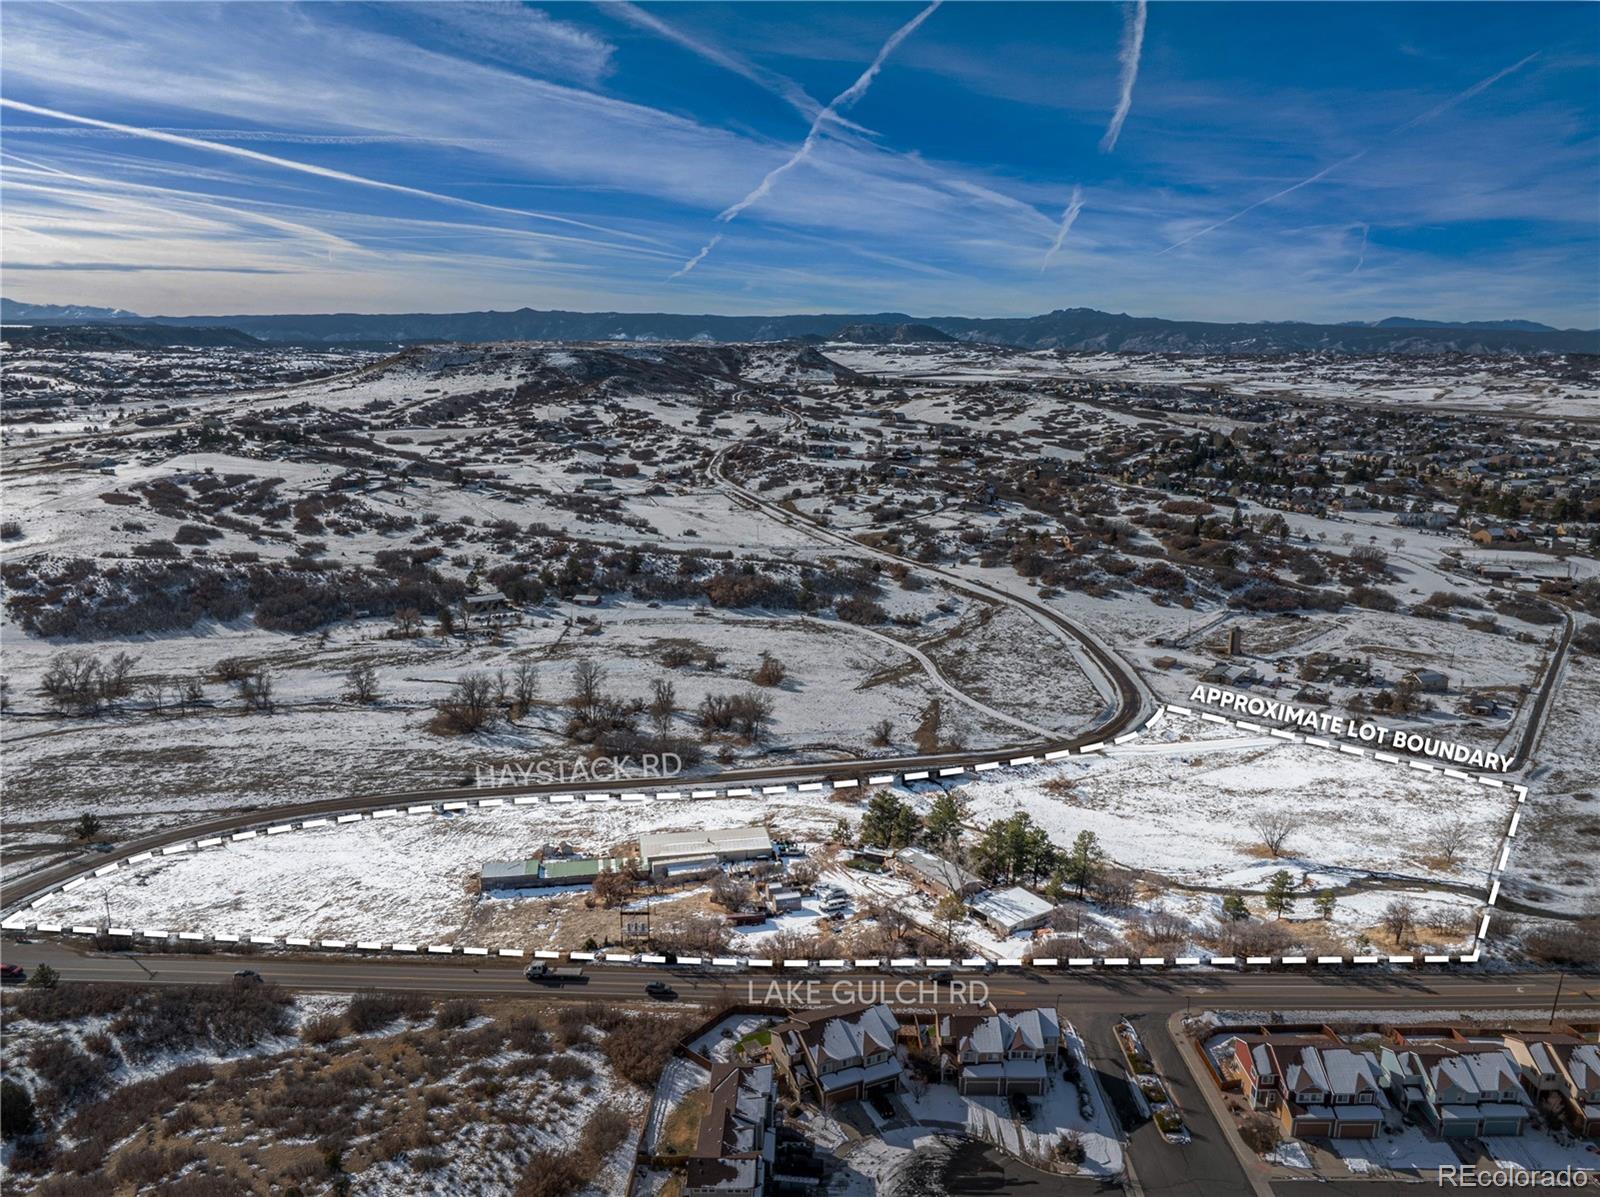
0,97,658,247
1351,222,1369,273
1100,0,1147,153
607,1,832,126
1159,152,1365,255
1395,51,1539,133
1157,48,1539,254
675,0,942,273
397,1,615,86
1040,185,1085,270
669,233,722,278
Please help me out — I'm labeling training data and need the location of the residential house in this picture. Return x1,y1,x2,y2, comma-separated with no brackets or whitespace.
684,1063,778,1197
1504,1033,1600,1138
935,1007,1060,1096
895,847,984,898
770,1004,905,1108
1403,669,1449,694
1379,1036,1531,1138
1232,1032,1388,1139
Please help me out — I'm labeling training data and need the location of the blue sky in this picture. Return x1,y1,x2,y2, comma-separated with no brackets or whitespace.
1,1,1596,324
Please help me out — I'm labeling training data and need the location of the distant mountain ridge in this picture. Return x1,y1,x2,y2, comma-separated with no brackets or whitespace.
4,298,1595,355
1341,316,1567,333
1,322,264,350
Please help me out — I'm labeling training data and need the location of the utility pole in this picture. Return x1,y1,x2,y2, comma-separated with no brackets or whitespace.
1549,970,1566,1027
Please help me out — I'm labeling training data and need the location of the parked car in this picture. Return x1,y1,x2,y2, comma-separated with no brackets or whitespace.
1009,1092,1033,1121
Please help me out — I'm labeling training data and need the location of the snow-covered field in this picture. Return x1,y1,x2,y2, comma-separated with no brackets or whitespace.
954,716,1505,891
26,716,1506,956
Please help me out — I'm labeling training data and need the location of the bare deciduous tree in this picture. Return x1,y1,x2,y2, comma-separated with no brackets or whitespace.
140,677,168,714
345,663,379,705
1435,814,1472,867
512,662,540,715
392,607,423,639
570,660,605,723
1380,897,1417,946
433,671,496,734
179,676,206,715
1251,812,1299,858
98,652,139,703
238,668,274,713
648,677,676,744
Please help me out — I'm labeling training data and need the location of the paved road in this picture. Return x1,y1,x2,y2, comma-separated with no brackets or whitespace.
3,441,1150,919
9,940,1595,1011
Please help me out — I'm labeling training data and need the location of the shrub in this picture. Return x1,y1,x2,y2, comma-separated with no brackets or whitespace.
346,990,429,1033
300,1013,345,1046
435,999,478,1030
602,1015,687,1086
580,1102,631,1164
106,980,292,1061
1,1078,39,1139
512,1150,588,1197
547,1054,594,1083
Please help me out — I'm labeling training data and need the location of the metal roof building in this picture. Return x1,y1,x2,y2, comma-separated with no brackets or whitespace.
968,886,1054,936
480,856,622,890
637,826,774,874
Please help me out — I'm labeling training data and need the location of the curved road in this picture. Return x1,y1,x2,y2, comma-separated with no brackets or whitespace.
3,418,1152,922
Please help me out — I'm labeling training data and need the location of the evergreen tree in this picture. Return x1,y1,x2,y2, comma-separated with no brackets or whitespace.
1221,893,1250,921
923,791,966,855
1264,871,1295,919
1313,891,1336,920
859,792,921,851
1059,829,1104,899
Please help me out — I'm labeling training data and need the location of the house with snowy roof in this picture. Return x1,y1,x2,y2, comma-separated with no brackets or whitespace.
1378,1035,1531,1138
684,1062,777,1197
1503,1033,1600,1138
934,1006,1060,1096
1231,1031,1389,1139
770,1003,904,1109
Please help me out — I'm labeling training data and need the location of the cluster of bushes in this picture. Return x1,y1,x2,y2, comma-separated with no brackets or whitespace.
5,557,465,639
697,691,775,740
512,1104,633,1197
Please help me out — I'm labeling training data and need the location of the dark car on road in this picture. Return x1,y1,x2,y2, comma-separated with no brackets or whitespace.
233,969,263,983
645,981,676,1001
0,963,26,985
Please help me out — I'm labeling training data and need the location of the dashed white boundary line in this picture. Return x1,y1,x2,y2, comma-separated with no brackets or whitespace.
3,703,1530,971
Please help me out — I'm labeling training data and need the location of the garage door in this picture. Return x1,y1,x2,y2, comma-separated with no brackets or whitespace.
964,1081,1002,1095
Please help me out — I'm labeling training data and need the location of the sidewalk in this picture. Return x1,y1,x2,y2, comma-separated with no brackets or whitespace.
1164,1011,1276,1197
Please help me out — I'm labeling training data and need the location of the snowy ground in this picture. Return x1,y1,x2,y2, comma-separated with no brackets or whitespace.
954,715,1506,892
21,711,1504,959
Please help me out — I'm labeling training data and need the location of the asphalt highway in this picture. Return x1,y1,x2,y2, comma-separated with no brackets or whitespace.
7,941,1594,1014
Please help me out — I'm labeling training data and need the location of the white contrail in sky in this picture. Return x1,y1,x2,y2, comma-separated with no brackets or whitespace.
0,97,659,246
1156,49,1539,255
1040,185,1085,271
1394,51,1539,133
674,0,942,275
1158,152,1365,255
1352,223,1369,273
668,234,721,278
608,1,840,127
1100,0,1147,153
